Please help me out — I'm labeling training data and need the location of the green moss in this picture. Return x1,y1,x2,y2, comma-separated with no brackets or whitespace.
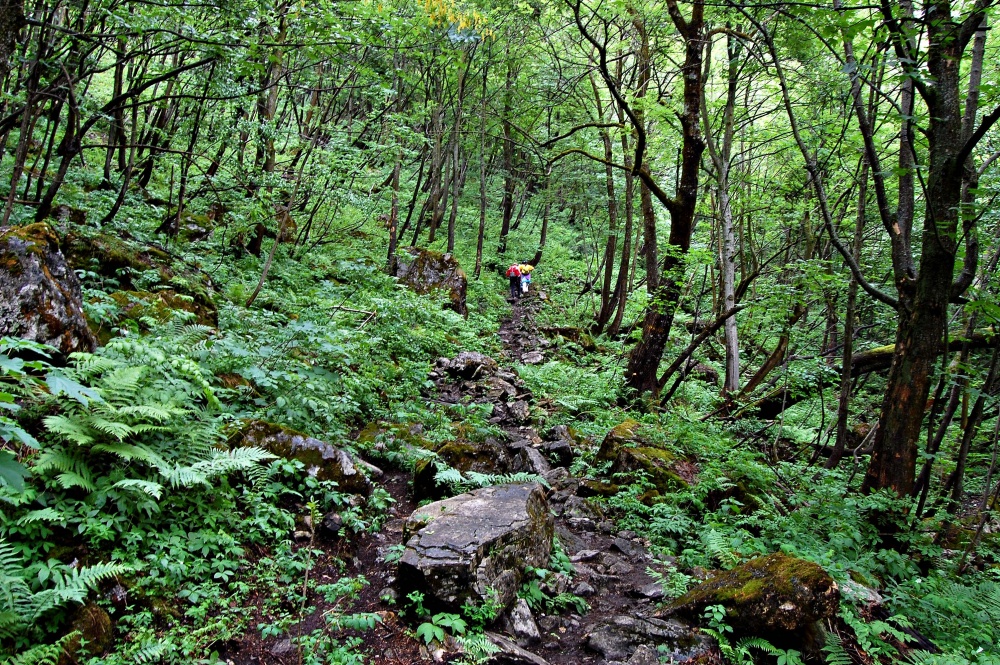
670,553,838,631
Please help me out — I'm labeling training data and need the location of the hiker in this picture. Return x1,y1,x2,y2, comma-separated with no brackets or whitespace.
518,264,534,294
506,264,522,300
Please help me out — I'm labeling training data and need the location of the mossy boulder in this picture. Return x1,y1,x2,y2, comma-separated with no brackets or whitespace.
0,223,98,353
596,421,688,494
58,602,113,664
394,246,467,316
61,229,217,328
667,553,839,635
233,420,372,496
413,437,512,501
89,289,217,344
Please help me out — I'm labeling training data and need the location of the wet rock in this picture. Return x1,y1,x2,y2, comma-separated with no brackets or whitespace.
541,440,574,467
395,246,467,316
574,581,596,597
413,437,512,501
0,223,97,353
485,632,551,665
505,598,542,646
585,614,709,662
596,420,688,495
61,228,217,327
232,420,370,495
516,447,552,476
398,483,553,612
667,553,839,635
444,351,499,380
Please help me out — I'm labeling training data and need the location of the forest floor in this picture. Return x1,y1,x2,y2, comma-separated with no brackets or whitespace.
221,292,670,665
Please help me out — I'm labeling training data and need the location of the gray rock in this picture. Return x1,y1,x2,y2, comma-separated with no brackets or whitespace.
0,223,97,354
379,587,398,604
640,583,665,599
562,495,602,520
270,639,294,656
398,483,553,611
517,447,552,476
573,582,596,597
541,440,574,467
542,467,569,484
613,538,647,560
506,598,542,646
446,351,499,379
234,420,370,495
319,511,344,538
628,645,660,665
395,246,468,316
546,425,570,441
570,550,601,563
485,632,551,665
507,401,531,423
586,615,708,662
521,351,544,365
609,560,634,576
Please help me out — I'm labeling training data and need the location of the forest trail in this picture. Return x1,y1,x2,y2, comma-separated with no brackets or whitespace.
224,293,672,665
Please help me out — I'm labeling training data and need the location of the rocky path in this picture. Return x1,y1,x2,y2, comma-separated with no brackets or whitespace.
420,295,708,665
227,295,710,665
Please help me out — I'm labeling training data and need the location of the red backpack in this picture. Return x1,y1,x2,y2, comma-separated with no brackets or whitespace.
506,265,521,277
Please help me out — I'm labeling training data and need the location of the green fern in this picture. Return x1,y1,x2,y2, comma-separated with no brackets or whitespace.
822,630,853,665
2,632,77,665
0,539,128,641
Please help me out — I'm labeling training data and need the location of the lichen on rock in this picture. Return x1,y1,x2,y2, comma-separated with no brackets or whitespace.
0,223,98,353
232,420,372,496
394,246,468,316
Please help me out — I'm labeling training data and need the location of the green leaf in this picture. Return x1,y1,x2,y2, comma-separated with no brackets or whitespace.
0,451,29,491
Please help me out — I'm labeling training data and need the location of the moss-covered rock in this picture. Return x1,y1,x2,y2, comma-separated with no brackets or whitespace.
61,229,217,328
232,420,372,496
0,223,98,353
596,421,688,494
58,602,113,663
667,553,839,635
413,437,512,501
394,246,467,316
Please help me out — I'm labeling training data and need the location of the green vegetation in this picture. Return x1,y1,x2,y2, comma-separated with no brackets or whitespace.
2,0,1000,662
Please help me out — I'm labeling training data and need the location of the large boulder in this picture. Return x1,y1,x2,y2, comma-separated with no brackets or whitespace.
397,483,553,612
0,223,97,353
61,229,217,328
596,421,688,495
232,420,372,496
667,553,839,636
395,247,467,316
413,437,513,501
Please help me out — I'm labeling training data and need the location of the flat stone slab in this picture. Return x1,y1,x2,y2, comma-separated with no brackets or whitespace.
398,483,553,611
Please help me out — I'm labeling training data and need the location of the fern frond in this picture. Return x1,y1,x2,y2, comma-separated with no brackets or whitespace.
111,479,164,499
822,630,853,665
2,632,77,665
42,415,95,446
